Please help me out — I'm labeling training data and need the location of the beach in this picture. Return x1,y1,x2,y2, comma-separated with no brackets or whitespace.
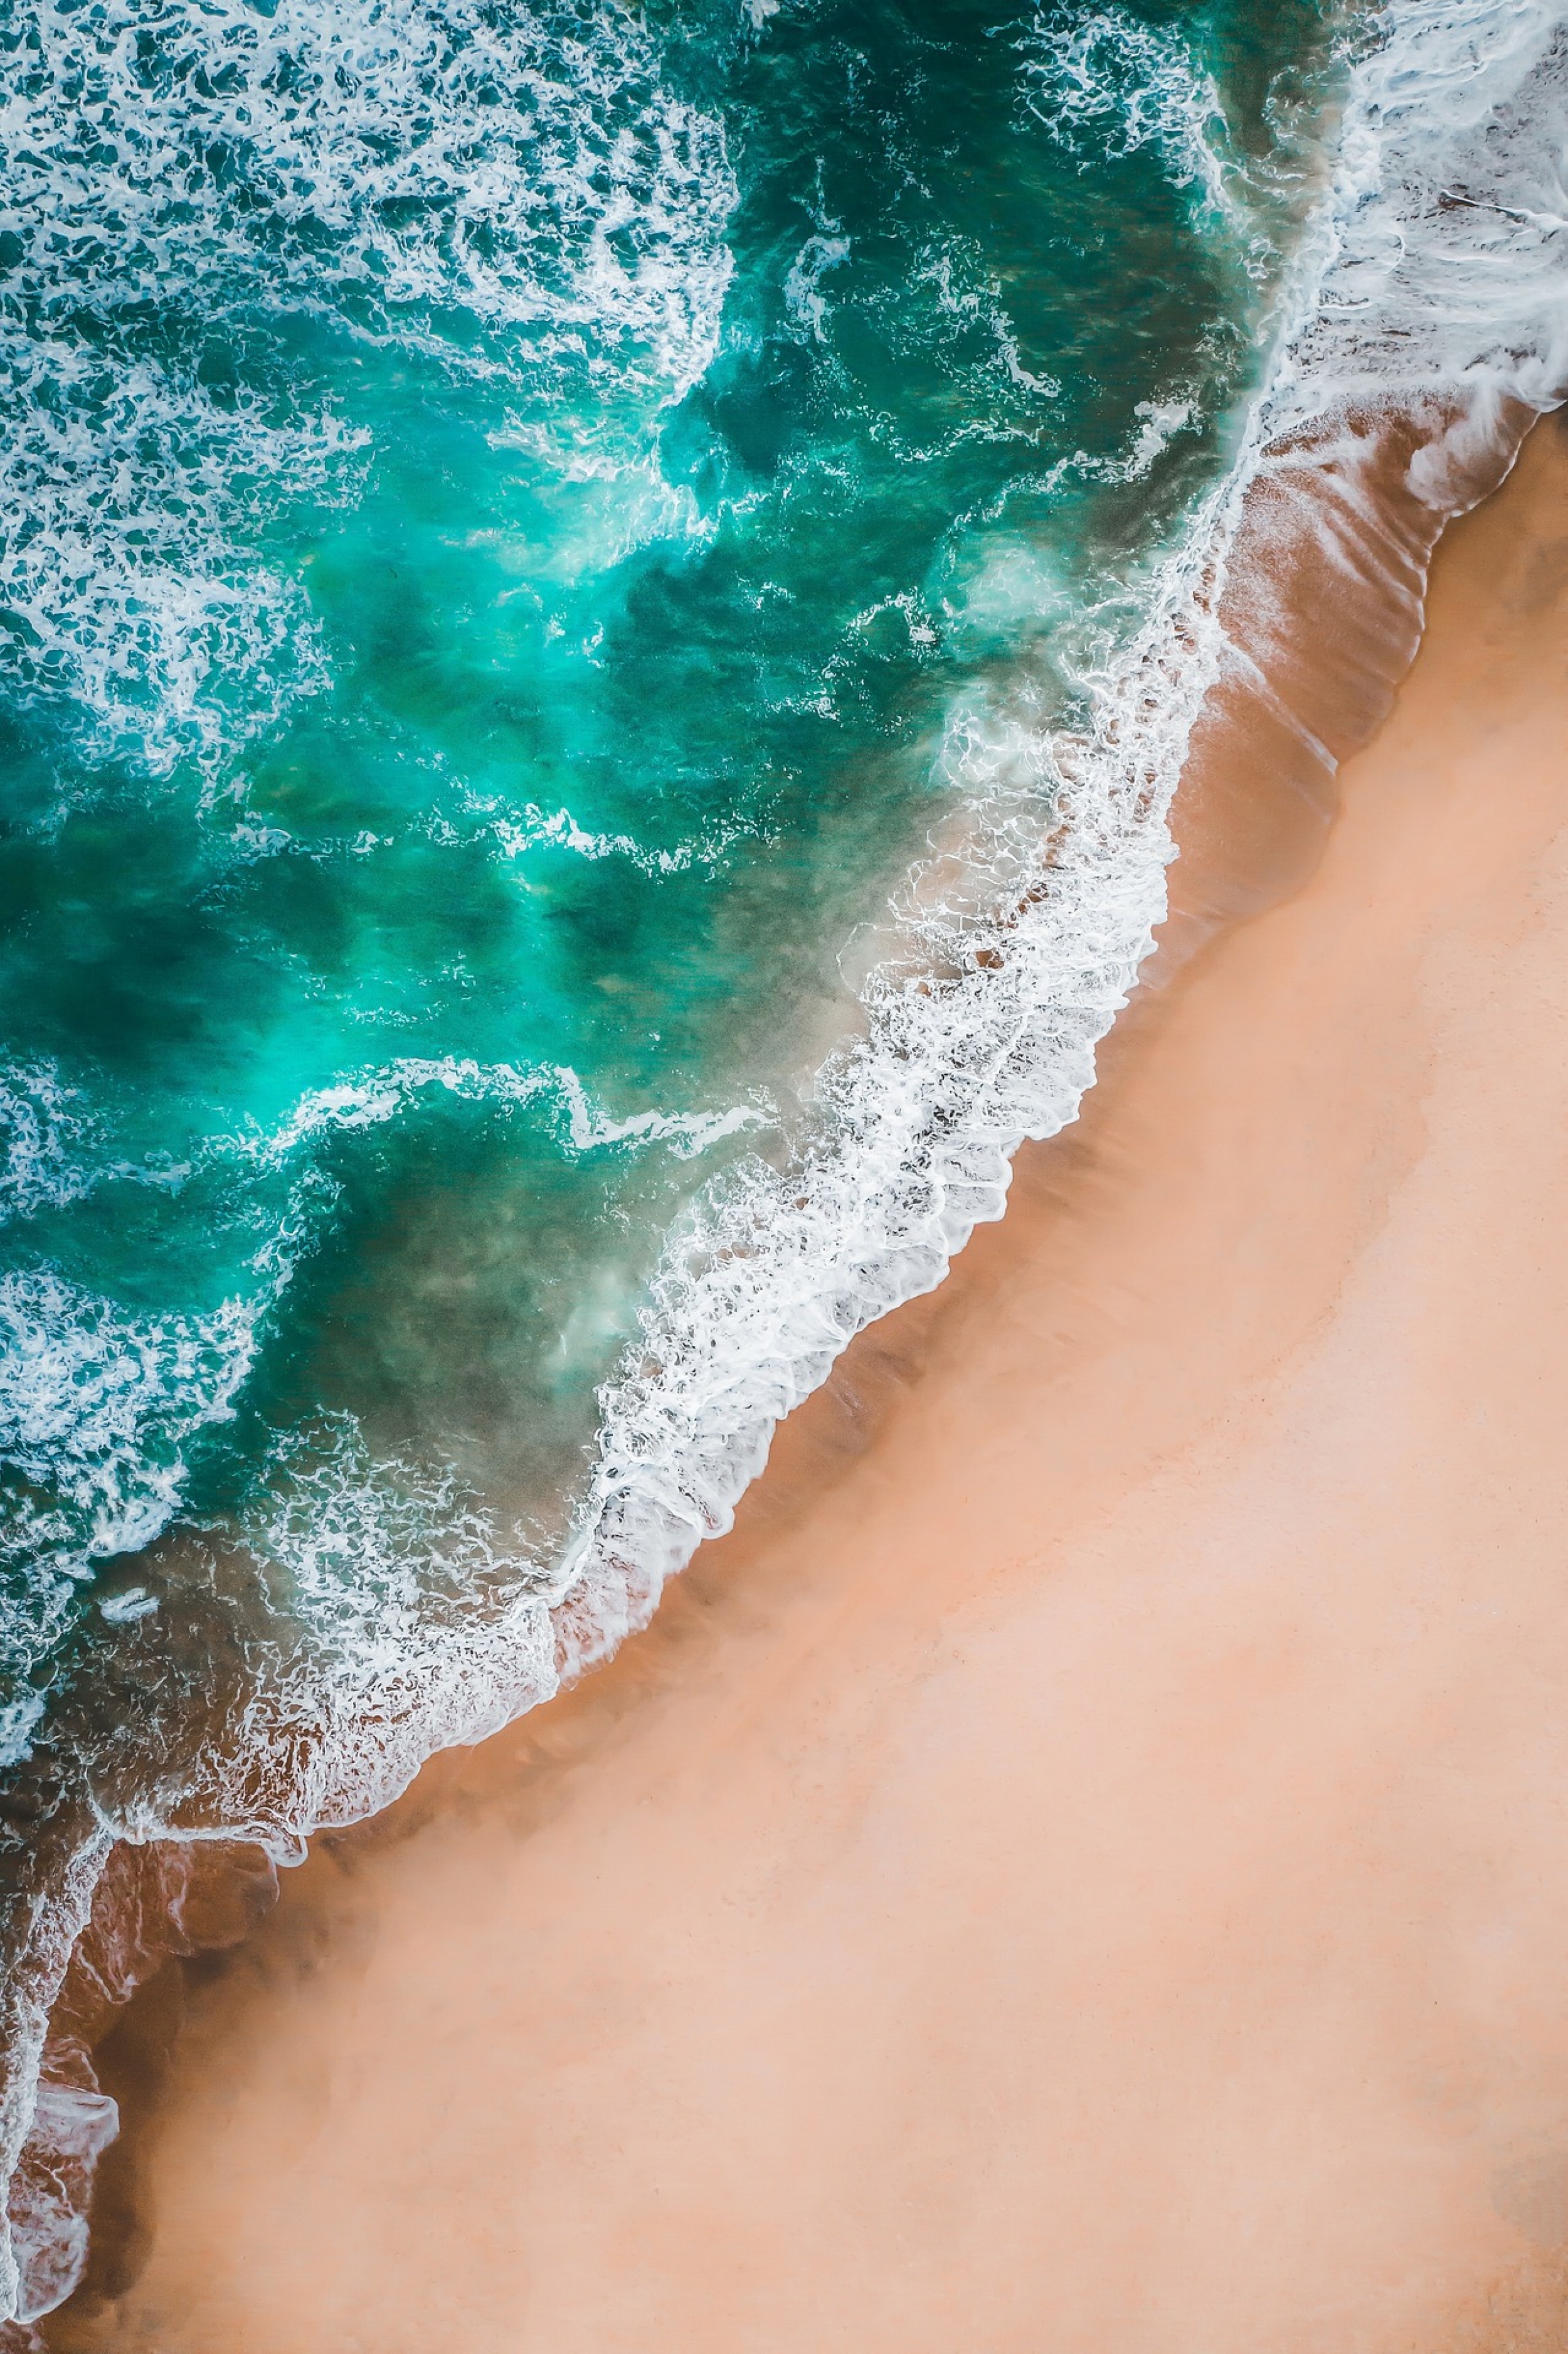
46,412,1568,2353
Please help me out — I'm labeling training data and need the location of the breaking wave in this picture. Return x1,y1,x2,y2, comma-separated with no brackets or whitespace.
559,0,1568,1694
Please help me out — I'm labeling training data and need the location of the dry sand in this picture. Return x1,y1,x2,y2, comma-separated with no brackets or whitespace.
51,415,1568,2354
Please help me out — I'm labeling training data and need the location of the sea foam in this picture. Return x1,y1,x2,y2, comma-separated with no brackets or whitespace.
554,0,1568,1698
0,0,736,778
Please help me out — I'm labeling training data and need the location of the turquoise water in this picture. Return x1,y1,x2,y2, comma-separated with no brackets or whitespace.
0,0,1334,1824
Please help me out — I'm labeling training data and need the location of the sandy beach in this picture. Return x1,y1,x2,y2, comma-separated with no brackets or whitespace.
46,412,1568,2353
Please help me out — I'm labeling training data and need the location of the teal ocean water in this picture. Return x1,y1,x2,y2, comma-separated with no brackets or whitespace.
0,0,1327,1736
1,0,1566,2323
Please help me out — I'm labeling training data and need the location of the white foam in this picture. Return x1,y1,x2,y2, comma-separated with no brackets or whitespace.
1125,397,1197,479
0,1047,756,1744
901,237,1066,417
97,1587,158,1626
0,1833,116,2329
784,233,852,343
0,1268,260,1613
0,1066,97,1228
1273,1,1568,449
0,1047,758,1722
220,1054,768,1168
469,796,761,876
1019,5,1240,221
4,2074,117,2326
0,322,359,779
0,0,737,775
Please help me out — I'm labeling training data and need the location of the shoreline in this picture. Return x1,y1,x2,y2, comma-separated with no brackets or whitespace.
3,1,1567,2330
45,411,1568,2353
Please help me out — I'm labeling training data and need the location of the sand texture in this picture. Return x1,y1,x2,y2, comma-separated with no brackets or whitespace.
49,417,1568,2353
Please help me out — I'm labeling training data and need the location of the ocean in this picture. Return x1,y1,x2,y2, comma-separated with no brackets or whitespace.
0,0,1564,2325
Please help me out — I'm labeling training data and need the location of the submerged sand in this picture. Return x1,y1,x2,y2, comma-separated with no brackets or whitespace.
50,417,1568,2353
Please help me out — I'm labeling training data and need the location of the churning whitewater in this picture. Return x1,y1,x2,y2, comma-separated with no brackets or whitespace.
0,0,1565,2326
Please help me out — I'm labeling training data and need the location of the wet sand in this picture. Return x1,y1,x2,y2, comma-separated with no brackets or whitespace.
52,415,1568,2353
